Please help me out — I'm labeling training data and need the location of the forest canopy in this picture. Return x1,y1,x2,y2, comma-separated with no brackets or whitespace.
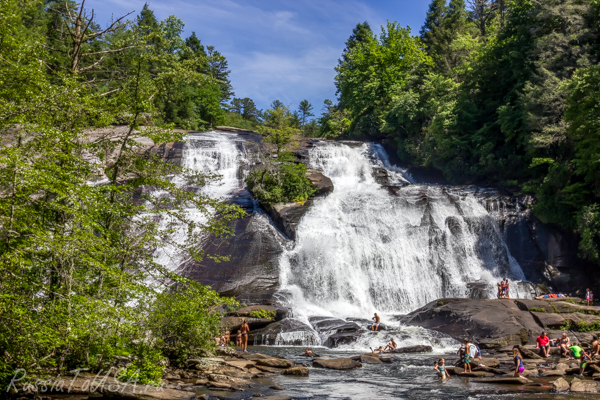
0,0,244,386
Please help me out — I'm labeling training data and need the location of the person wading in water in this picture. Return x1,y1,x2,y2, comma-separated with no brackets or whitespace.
240,319,250,352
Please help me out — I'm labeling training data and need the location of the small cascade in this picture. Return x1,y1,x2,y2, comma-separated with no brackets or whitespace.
279,141,526,320
153,131,248,273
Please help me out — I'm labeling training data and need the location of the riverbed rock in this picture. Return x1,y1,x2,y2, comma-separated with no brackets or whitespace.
249,319,318,346
402,299,541,348
221,316,274,332
256,358,294,368
540,370,566,377
359,354,383,364
313,358,362,370
390,345,433,353
552,377,570,392
517,345,543,359
571,377,600,392
281,366,309,376
472,377,532,384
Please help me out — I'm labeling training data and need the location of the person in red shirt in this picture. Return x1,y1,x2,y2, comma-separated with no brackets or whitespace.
537,331,551,358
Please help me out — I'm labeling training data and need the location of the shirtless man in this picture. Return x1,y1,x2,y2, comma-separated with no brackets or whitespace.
591,335,600,358
384,338,397,351
371,313,381,331
240,319,250,352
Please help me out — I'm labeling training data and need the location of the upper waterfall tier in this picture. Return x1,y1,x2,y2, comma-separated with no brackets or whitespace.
278,141,525,318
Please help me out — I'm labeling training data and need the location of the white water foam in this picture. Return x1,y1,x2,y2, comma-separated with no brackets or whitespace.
279,141,526,320
153,131,247,272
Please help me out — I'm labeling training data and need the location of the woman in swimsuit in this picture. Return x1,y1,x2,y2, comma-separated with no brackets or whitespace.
513,346,525,378
559,333,571,358
434,358,450,380
240,319,250,352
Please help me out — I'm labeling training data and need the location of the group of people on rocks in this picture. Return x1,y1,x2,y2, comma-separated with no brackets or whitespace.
215,319,250,352
536,330,600,371
497,278,510,299
370,338,398,354
433,339,482,380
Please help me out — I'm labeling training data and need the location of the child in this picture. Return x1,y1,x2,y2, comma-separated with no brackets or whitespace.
579,350,592,376
513,346,525,378
587,288,592,306
434,358,450,380
497,282,502,299
235,329,242,348
463,340,472,374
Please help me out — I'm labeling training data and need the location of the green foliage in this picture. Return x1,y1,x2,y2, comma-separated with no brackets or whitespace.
120,345,165,386
437,301,445,306
246,162,316,206
0,0,243,386
333,0,600,271
561,320,600,332
529,307,547,313
249,310,277,320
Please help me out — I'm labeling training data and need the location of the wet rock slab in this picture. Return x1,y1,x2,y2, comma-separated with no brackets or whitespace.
313,358,363,370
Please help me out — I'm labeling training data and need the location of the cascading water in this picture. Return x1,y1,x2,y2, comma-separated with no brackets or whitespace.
153,131,248,272
279,141,526,320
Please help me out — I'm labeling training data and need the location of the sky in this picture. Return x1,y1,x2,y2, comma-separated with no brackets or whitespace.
91,0,431,114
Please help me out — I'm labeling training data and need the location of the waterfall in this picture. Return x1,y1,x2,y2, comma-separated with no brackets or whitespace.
153,131,248,272
279,141,526,319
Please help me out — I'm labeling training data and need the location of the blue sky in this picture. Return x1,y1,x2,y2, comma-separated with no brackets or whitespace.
92,0,430,114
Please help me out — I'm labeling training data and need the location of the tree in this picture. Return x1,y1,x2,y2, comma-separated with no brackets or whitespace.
230,97,262,122
298,99,314,127
206,45,234,105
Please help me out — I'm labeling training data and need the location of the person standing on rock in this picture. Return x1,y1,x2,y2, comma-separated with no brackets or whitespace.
512,346,525,378
505,279,510,299
371,313,381,331
462,340,472,374
536,331,551,358
241,319,250,352
586,288,592,306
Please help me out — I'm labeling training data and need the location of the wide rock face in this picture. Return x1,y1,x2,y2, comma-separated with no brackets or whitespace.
401,298,541,348
249,319,318,346
312,358,362,370
182,201,285,304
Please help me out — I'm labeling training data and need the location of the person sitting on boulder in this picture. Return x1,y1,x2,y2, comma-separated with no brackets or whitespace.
513,346,525,378
371,313,381,331
560,333,571,358
302,348,320,357
371,346,385,354
434,358,450,380
384,338,397,352
536,331,551,358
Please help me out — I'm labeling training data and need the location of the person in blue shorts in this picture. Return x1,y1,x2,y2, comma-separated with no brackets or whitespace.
371,313,381,331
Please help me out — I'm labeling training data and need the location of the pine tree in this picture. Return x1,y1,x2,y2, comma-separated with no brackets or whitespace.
298,100,314,127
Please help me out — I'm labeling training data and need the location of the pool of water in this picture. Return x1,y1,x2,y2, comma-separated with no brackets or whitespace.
204,346,600,400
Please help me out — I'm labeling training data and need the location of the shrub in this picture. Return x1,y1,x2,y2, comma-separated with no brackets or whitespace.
249,310,277,320
246,162,316,206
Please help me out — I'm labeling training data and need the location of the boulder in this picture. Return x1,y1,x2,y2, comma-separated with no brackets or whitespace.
552,377,570,392
281,366,309,376
478,358,500,368
228,305,288,321
254,365,284,374
517,345,543,359
554,363,570,371
313,358,362,370
571,377,600,392
458,371,495,378
540,370,566,377
402,299,541,348
221,316,274,332
207,374,252,387
249,319,319,346
359,355,383,364
530,312,566,329
471,377,532,384
256,358,294,368
390,345,433,354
